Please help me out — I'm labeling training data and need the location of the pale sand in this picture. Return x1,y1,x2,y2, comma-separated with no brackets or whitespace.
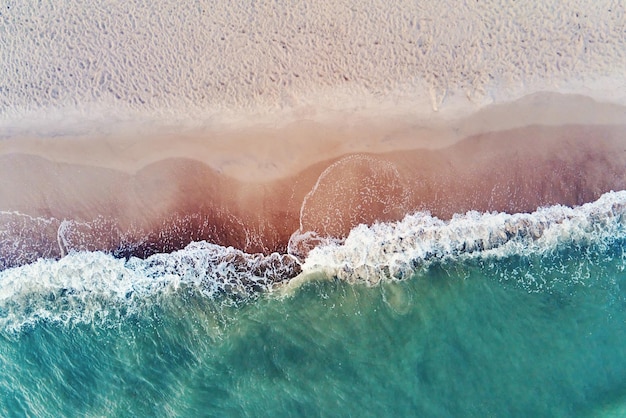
1,0,625,126
1,94,625,268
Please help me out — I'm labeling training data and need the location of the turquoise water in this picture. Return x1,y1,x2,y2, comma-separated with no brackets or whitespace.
2,236,625,417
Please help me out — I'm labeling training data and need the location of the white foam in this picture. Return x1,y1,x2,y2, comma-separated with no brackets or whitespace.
301,191,626,284
1,192,625,332
0,242,299,332
1,0,625,133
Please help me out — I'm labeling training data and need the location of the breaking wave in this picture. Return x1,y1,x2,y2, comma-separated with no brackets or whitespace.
303,191,626,283
0,243,299,332
1,190,625,332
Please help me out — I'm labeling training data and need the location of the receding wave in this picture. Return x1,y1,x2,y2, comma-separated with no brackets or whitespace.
0,190,624,332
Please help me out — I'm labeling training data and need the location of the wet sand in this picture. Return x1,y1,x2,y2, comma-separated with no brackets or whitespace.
1,94,625,269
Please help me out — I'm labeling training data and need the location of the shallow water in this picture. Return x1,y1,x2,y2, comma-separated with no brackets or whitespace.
1,220,625,417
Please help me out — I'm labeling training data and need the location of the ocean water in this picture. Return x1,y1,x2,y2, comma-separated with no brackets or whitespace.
1,192,625,417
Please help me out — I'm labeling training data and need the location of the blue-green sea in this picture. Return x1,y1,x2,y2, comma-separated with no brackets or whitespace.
1,193,626,417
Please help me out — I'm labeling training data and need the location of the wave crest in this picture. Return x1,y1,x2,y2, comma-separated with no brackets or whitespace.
302,191,626,283
0,242,300,332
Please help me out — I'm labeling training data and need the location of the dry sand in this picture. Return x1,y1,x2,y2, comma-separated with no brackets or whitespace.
2,0,625,123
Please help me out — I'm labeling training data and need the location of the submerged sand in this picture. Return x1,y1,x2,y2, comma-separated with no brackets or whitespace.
1,93,625,269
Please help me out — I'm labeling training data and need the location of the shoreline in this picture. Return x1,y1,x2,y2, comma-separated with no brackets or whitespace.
1,92,625,269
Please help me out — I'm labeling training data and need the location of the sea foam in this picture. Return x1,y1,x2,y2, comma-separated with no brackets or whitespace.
1,191,625,332
302,191,626,284
0,243,299,332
